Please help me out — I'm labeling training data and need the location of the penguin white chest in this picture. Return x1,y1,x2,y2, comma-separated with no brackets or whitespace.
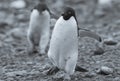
29,9,50,34
28,9,50,45
48,16,78,70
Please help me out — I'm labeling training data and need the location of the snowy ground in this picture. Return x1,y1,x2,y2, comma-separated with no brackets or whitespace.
0,0,120,81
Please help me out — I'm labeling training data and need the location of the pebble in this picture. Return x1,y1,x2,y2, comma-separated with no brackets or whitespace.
104,40,117,45
97,0,112,15
26,62,34,65
0,66,5,75
94,10,106,17
7,28,25,39
10,0,26,9
6,70,27,77
114,77,120,81
28,70,39,75
0,22,9,28
7,77,14,81
85,72,97,78
94,47,104,55
98,0,112,5
97,66,113,75
0,41,3,48
17,14,27,22
0,34,6,40
4,37,14,43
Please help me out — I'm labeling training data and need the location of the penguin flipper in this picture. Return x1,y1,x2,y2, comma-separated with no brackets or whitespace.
46,66,60,75
79,30,102,42
75,65,88,72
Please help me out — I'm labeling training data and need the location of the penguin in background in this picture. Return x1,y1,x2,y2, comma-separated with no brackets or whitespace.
47,7,102,80
27,3,50,55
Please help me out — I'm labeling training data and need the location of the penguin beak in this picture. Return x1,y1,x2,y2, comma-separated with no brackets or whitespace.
79,29,102,42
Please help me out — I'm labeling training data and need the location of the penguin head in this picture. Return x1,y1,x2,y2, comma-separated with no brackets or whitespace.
62,7,76,20
33,3,50,14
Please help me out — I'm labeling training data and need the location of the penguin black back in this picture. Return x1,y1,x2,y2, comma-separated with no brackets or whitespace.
32,3,49,13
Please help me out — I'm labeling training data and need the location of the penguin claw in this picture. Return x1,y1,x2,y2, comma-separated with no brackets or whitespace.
75,65,88,72
47,67,59,75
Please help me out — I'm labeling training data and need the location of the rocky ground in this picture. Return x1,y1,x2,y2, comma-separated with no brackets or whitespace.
0,0,120,81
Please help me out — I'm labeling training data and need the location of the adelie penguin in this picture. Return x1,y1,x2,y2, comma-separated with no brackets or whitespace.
27,3,50,55
47,7,102,80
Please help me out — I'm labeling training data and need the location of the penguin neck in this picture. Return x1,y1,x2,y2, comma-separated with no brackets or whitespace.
61,16,75,22
56,16,77,29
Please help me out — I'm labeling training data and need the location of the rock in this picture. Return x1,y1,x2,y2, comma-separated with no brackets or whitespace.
5,14,15,25
94,10,106,17
104,39,117,45
10,0,26,9
28,70,39,75
114,77,120,81
0,22,9,28
7,28,25,39
26,62,34,65
97,0,112,14
0,34,6,40
17,14,27,22
4,37,14,43
6,70,27,77
0,66,5,75
7,77,14,81
98,0,112,9
15,47,25,52
75,65,88,72
98,0,112,5
85,72,97,78
94,47,104,55
0,80,4,81
97,66,114,75
0,41,3,48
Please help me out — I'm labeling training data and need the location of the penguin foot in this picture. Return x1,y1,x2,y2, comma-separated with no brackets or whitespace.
27,48,38,55
63,73,71,81
75,65,88,72
39,49,46,55
46,66,59,75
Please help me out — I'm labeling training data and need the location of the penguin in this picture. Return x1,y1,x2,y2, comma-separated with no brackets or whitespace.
47,7,83,80
47,7,102,80
27,3,50,55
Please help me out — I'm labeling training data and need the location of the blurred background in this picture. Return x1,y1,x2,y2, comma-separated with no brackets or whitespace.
0,0,120,81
